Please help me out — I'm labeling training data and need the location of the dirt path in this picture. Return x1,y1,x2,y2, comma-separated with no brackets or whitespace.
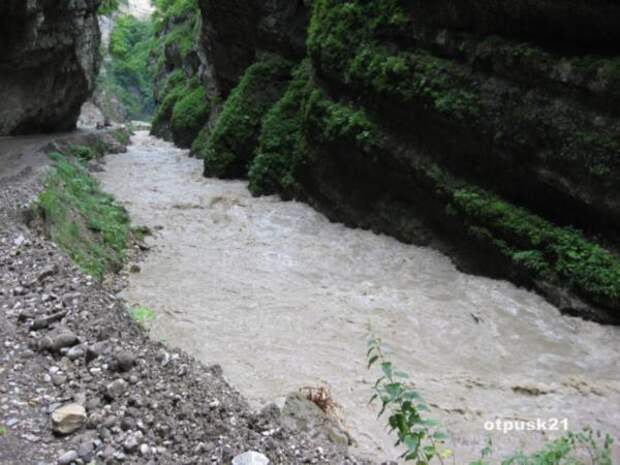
98,132,620,463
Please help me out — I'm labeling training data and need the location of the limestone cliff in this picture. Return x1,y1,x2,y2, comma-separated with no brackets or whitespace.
0,0,101,135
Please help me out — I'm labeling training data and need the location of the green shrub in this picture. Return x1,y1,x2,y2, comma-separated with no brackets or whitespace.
66,145,97,161
201,55,294,178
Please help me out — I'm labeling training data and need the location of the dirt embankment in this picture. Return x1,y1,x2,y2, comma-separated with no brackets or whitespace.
0,131,366,465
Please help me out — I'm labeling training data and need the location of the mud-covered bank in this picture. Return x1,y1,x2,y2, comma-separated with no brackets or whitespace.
0,131,366,465
98,132,620,464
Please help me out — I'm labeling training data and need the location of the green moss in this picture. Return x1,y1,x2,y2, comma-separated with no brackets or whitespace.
300,81,620,310
35,153,131,280
171,84,210,147
448,185,620,306
307,0,480,119
151,71,191,135
249,61,312,197
201,55,294,178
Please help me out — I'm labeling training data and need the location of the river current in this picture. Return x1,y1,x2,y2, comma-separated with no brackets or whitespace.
98,132,620,463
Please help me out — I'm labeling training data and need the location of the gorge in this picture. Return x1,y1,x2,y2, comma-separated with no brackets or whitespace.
1,1,619,465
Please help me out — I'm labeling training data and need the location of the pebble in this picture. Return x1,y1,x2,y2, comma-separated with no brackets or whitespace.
57,450,78,465
51,403,87,435
106,379,128,400
232,451,270,465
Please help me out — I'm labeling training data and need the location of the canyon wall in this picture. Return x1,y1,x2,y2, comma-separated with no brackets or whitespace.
0,0,101,135
153,0,620,322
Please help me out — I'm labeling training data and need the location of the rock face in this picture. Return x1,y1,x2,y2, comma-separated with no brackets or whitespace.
152,0,620,322
0,0,101,135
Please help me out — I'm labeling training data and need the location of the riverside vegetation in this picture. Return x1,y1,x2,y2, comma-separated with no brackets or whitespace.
367,335,614,465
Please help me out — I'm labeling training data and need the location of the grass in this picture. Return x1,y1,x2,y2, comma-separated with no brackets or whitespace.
0,425,7,436
35,152,130,280
129,306,156,328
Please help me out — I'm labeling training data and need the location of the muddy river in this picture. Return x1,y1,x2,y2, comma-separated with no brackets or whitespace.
98,132,620,463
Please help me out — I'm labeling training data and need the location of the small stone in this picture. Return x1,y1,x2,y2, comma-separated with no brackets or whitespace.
37,265,57,282
123,432,142,452
232,451,270,465
139,444,150,456
39,332,79,353
30,311,67,331
78,441,94,461
52,374,68,386
14,234,25,247
113,351,136,372
51,403,87,435
58,450,78,465
106,379,128,400
66,345,85,361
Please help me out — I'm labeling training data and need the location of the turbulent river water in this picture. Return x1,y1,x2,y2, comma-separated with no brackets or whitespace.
98,132,620,463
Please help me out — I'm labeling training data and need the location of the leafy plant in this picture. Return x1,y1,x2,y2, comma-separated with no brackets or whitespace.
368,334,614,465
367,334,452,464
0,425,7,436
129,306,156,328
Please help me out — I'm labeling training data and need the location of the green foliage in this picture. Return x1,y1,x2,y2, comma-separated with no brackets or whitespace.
449,187,620,306
0,425,7,436
151,70,190,134
171,84,210,147
112,127,131,146
105,14,156,120
249,61,312,197
307,0,480,118
36,153,130,280
368,335,452,463
129,306,156,328
66,145,97,162
98,0,125,15
201,56,294,178
368,335,614,465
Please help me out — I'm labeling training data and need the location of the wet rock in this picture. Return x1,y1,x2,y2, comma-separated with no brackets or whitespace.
51,404,87,435
232,451,270,465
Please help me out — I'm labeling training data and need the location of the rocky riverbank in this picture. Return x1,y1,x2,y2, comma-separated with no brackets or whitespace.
0,131,369,465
